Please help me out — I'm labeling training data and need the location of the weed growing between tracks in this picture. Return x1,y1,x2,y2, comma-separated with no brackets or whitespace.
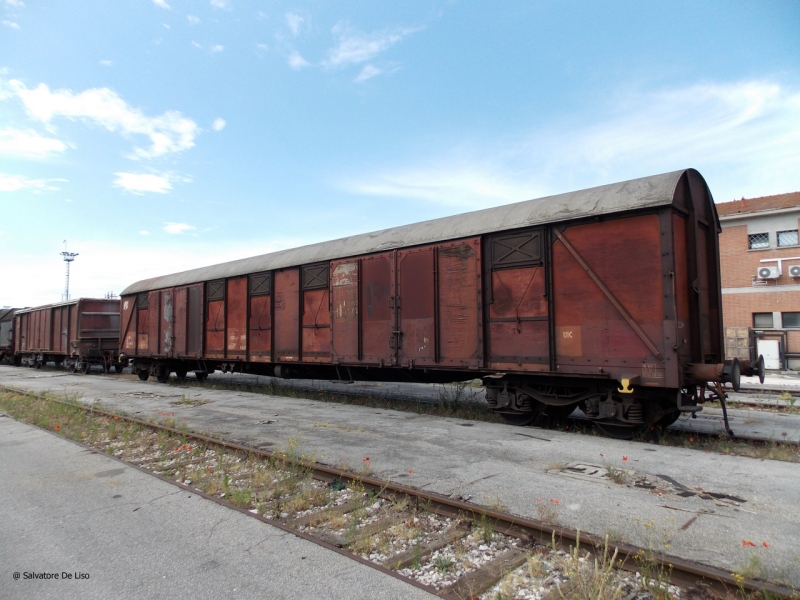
1,390,794,599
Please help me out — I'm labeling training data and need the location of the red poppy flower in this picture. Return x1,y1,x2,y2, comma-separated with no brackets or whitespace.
622,456,628,462
762,542,770,548
550,499,560,504
408,470,413,474
54,425,61,431
742,540,756,547
363,457,370,462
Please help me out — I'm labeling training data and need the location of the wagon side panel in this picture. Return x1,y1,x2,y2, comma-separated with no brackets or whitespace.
437,238,482,368
205,280,226,358
120,295,137,355
397,246,436,367
331,260,359,363
248,273,272,363
552,213,666,384
226,277,248,360
301,264,331,363
173,287,188,357
274,269,300,361
360,253,394,365
485,228,549,370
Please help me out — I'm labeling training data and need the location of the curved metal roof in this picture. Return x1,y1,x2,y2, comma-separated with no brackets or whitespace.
122,168,704,295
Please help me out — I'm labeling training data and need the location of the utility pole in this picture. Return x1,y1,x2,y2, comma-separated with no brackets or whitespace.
61,240,78,302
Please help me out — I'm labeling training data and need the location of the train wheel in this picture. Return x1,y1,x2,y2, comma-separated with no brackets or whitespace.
655,410,681,428
69,362,77,373
137,370,149,381
594,422,646,440
114,363,124,374
499,410,539,426
155,367,169,384
194,371,208,383
175,368,188,382
80,361,91,375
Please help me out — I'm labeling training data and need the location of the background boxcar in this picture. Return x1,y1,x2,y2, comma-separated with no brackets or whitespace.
14,298,121,372
120,169,755,437
0,307,21,364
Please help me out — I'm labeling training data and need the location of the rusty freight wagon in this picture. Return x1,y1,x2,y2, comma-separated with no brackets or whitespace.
120,169,761,438
0,307,21,364
14,298,121,373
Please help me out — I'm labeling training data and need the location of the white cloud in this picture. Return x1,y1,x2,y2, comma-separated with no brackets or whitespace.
6,78,200,160
212,117,226,131
210,0,229,9
0,173,64,193
0,128,67,158
325,24,420,67
0,238,302,307
210,44,224,53
192,41,202,49
140,230,149,235
5,0,24,7
152,0,170,9
163,222,196,234
287,51,310,70
113,172,173,194
256,43,268,51
342,80,800,207
187,15,200,25
354,64,381,82
3,20,19,29
99,59,113,66
285,12,303,35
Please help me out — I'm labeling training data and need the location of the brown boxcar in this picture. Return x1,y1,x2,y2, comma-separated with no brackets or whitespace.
120,169,761,437
14,298,121,372
0,307,21,364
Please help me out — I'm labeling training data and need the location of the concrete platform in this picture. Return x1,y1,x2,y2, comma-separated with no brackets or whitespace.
1,365,799,587
0,414,434,600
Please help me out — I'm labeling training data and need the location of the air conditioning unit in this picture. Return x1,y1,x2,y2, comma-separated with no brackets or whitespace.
757,266,780,279
789,265,800,278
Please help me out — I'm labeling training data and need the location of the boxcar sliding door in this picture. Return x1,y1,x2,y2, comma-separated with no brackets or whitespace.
484,228,550,370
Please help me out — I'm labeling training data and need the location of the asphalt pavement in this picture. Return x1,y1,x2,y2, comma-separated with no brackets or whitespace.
0,412,434,600
1,365,799,588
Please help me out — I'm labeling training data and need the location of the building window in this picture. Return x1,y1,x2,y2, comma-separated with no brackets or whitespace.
782,312,800,328
777,230,799,247
753,312,774,328
748,232,770,249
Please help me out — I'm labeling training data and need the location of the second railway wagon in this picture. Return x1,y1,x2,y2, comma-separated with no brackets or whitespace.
14,298,121,372
120,169,752,438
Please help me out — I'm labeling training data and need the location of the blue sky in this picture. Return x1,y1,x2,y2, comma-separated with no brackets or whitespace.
1,0,799,306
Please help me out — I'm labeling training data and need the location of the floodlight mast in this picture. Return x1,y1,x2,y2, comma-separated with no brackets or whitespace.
61,241,78,302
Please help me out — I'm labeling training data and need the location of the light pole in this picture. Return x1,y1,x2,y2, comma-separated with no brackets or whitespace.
61,241,78,302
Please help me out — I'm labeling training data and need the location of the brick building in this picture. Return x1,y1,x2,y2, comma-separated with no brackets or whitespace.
717,191,800,370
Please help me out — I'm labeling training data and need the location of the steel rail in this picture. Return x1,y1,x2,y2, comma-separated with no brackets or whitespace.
1,384,796,599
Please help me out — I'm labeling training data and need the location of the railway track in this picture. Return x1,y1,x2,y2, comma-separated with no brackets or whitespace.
1,385,795,600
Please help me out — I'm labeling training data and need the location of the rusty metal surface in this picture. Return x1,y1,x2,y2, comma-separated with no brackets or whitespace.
274,269,300,361
122,170,711,295
397,246,436,366
437,240,482,367
12,299,118,358
226,277,247,360
553,215,666,382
